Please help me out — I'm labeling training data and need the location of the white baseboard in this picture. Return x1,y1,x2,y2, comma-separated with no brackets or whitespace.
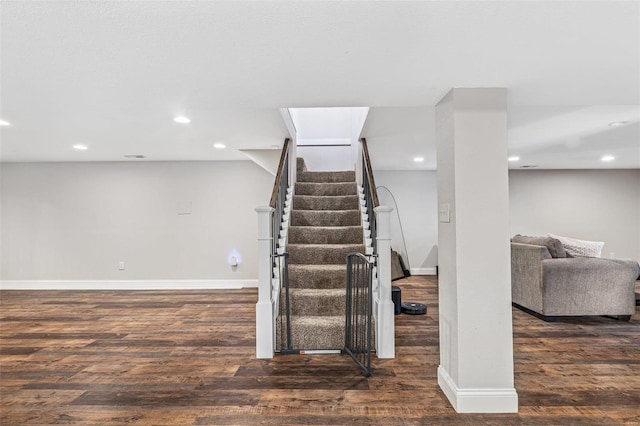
410,267,437,276
0,279,258,291
437,366,518,413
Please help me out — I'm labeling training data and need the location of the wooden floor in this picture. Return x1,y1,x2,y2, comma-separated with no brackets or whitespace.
1,277,639,425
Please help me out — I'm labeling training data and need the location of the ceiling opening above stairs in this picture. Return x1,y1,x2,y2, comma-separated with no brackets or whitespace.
289,107,369,171
242,107,369,175
289,107,369,147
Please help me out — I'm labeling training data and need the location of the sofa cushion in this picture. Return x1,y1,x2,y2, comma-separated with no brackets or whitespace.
512,234,567,258
548,233,604,258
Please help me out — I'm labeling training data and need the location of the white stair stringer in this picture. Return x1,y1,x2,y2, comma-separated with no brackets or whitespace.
276,187,293,255
273,186,293,312
358,185,374,256
358,185,380,341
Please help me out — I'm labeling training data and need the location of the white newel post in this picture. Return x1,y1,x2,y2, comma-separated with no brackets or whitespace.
255,206,275,359
374,205,395,358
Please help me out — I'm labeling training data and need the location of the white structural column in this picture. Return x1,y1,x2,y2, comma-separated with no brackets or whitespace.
435,88,518,413
255,206,275,359
374,205,395,358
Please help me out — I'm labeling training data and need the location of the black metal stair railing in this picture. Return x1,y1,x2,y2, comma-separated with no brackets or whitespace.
269,139,293,354
274,252,295,353
360,138,379,255
270,139,290,260
344,252,374,377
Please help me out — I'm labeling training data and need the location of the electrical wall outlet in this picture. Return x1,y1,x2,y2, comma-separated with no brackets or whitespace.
119,261,125,270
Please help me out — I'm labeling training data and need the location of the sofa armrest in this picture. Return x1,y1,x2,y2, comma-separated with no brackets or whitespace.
607,259,640,279
541,257,639,316
511,243,552,312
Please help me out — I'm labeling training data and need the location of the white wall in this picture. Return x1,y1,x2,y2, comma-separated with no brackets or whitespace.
1,161,273,282
296,145,353,171
374,170,438,274
292,107,369,171
290,107,368,145
509,169,640,260
360,107,436,171
3,161,636,286
368,169,640,278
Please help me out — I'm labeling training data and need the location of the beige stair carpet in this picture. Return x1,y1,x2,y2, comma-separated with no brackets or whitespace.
277,158,364,350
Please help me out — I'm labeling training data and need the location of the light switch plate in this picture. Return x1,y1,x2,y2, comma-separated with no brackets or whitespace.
439,204,451,223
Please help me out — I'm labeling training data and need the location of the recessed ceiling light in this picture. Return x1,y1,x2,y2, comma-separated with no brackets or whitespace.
601,155,615,162
508,156,520,162
413,157,425,163
0,119,10,126
213,143,226,149
73,144,88,151
173,116,191,124
608,121,628,127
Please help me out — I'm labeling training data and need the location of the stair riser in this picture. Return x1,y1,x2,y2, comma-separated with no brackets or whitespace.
298,171,356,183
288,266,346,289
293,195,360,211
291,328,344,350
288,226,362,245
277,320,345,350
295,182,357,196
290,292,346,316
288,245,365,265
291,211,360,227
276,317,375,351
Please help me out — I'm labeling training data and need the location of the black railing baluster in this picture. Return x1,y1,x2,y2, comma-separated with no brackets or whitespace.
284,252,291,351
344,253,373,376
273,251,292,353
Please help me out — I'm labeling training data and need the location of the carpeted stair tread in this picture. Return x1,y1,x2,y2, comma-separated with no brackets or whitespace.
276,159,363,352
291,210,361,227
288,244,365,265
288,226,362,245
297,171,356,183
295,182,357,196
293,195,360,211
288,316,345,350
290,288,346,316
288,264,347,289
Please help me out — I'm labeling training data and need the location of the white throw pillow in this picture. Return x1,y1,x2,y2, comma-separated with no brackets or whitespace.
548,233,604,258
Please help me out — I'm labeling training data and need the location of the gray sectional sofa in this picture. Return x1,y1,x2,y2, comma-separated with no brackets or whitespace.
510,235,640,321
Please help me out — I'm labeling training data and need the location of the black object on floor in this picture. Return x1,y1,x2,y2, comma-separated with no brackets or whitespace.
398,255,410,278
401,302,427,315
392,286,402,315
391,250,406,281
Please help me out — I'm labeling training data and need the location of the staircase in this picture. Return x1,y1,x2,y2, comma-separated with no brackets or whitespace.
278,158,365,350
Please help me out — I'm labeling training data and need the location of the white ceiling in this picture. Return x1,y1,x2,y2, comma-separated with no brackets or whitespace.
1,1,638,168
364,105,640,170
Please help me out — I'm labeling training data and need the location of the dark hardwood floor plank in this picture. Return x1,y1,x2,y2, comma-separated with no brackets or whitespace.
71,389,262,407
2,277,639,425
